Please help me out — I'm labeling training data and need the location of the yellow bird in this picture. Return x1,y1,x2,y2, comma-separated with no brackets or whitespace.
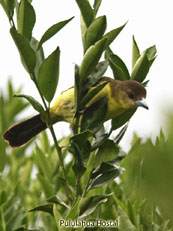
3,77,148,147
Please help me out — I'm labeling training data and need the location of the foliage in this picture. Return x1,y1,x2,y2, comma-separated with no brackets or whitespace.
1,0,171,231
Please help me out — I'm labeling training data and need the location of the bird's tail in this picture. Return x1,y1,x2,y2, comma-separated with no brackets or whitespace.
3,114,47,147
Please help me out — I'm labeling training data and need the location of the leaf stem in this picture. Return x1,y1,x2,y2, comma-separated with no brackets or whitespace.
31,73,67,181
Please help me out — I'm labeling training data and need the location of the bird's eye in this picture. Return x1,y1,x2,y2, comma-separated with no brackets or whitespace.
128,93,134,99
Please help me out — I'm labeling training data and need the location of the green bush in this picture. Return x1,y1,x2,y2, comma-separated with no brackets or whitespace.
1,1,171,231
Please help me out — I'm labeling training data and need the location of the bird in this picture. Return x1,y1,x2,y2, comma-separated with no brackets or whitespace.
3,77,148,147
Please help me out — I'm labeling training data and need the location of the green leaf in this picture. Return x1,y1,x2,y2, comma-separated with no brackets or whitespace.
146,45,157,61
91,162,117,179
0,208,5,231
108,54,130,81
10,28,36,73
75,0,93,27
47,195,70,209
66,198,80,220
14,94,44,113
58,177,74,203
83,60,109,89
114,124,128,144
127,201,138,227
5,208,26,231
0,191,7,206
30,37,45,77
37,17,74,50
70,130,93,149
111,108,136,131
93,0,102,17
131,45,157,82
93,139,119,168
79,194,112,219
118,206,138,231
84,15,107,52
131,51,150,83
17,0,36,40
0,0,15,18
81,96,108,133
38,47,60,102
70,132,92,175
73,65,80,129
79,38,107,82
103,22,127,49
71,140,90,177
53,204,64,230
80,81,108,108
132,36,140,69
91,126,109,151
90,167,121,189
34,145,53,179
37,174,55,198
29,204,53,215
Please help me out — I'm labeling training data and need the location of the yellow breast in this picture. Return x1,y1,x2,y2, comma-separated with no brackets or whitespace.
50,83,125,124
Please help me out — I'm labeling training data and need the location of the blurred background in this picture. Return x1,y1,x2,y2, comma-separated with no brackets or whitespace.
0,0,173,151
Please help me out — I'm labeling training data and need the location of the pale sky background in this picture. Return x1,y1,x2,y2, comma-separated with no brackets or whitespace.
0,0,173,151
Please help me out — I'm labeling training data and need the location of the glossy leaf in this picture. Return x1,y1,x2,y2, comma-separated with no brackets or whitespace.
131,51,150,83
17,0,36,40
84,15,106,52
37,17,74,50
91,126,109,151
93,139,119,168
0,0,15,18
70,131,92,167
81,96,108,133
103,22,127,49
72,65,81,133
132,36,140,68
10,28,36,73
47,195,70,209
108,54,130,80
71,139,90,177
111,108,136,131
79,194,112,219
91,162,116,179
146,45,157,61
38,47,60,102
83,60,109,89
114,124,128,144
14,94,44,113
79,38,107,82
30,37,45,76
93,0,102,17
75,0,93,27
70,130,93,148
131,45,157,82
90,168,121,189
29,204,53,215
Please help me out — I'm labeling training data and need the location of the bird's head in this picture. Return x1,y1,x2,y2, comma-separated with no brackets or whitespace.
117,80,148,110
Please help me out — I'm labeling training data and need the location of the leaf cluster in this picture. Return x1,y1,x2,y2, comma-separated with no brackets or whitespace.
0,0,161,230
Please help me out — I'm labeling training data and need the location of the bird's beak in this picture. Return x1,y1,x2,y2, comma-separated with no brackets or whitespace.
135,98,149,110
